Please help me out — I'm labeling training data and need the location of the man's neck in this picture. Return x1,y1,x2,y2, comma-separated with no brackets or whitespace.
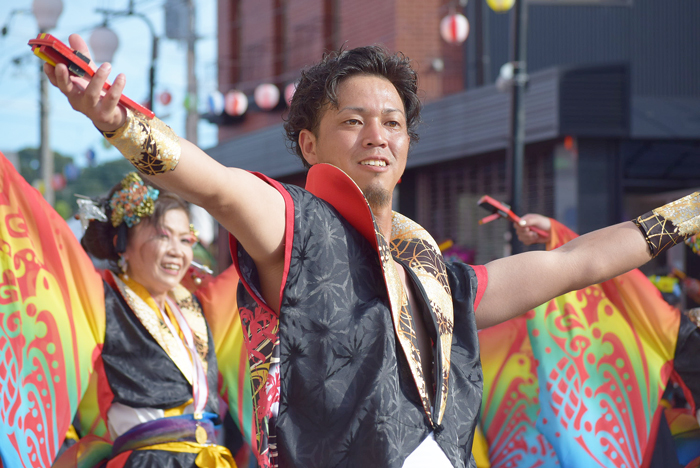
372,204,394,241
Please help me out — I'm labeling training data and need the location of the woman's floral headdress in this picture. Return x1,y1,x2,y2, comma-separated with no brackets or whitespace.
108,173,160,227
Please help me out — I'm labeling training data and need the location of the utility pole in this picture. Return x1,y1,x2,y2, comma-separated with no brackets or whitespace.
185,0,198,144
39,40,54,206
507,0,528,254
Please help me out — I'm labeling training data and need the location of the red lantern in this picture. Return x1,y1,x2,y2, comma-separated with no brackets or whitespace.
440,13,469,44
159,90,172,106
51,173,66,191
254,83,280,111
224,90,248,116
284,82,297,106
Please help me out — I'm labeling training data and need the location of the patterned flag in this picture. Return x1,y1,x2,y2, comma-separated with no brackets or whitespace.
0,152,106,467
479,219,680,468
196,265,255,444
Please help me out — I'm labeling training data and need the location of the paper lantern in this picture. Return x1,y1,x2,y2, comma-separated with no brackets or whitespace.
254,83,280,111
207,91,224,115
159,90,172,106
224,90,248,116
440,13,469,44
32,0,63,30
487,0,516,13
284,82,297,106
51,173,66,191
89,26,119,63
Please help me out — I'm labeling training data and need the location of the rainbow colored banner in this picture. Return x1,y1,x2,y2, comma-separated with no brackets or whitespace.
196,265,254,445
665,408,700,467
480,315,558,467
479,219,680,468
0,153,106,467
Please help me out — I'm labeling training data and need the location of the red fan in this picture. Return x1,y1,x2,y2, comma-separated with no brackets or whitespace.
28,33,154,119
477,195,550,239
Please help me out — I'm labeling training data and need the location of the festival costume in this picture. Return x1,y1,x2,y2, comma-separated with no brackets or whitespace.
478,219,700,468
0,154,252,468
55,271,233,468
229,164,488,468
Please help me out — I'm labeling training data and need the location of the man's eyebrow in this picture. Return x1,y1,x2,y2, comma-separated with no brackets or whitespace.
337,106,365,114
383,107,405,116
337,106,406,116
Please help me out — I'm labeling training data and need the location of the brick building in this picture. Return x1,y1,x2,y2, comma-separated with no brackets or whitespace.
209,0,700,280
215,0,465,141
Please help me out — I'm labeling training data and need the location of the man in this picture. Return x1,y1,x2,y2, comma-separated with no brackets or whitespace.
47,35,699,468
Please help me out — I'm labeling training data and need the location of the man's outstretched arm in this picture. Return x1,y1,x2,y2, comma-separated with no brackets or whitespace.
476,220,650,329
46,34,287,308
474,191,700,331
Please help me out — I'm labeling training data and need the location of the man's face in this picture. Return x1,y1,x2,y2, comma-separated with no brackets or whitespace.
300,74,409,210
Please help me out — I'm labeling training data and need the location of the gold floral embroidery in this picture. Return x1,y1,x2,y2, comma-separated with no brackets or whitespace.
377,228,432,419
113,274,209,382
170,284,210,375
101,108,181,175
634,192,700,258
655,192,700,237
391,212,454,425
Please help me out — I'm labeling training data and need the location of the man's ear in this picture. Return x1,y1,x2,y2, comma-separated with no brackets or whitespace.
298,129,318,166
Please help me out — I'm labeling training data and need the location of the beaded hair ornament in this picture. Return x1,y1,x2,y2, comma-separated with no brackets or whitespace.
77,173,197,240
75,172,157,230
109,172,160,227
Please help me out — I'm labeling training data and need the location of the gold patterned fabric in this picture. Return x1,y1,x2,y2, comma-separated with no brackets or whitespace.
135,442,236,468
633,192,700,258
114,274,209,381
100,108,181,175
687,308,700,328
384,213,454,426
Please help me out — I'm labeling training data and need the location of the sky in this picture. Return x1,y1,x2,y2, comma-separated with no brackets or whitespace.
0,0,219,168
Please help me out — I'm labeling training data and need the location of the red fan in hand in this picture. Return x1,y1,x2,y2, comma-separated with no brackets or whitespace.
28,33,154,119
477,195,550,239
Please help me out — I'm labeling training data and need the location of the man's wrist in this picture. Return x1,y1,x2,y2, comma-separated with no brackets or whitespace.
97,108,132,140
98,108,181,175
94,107,128,134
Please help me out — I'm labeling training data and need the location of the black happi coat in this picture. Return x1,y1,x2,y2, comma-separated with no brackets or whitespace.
232,164,486,468
96,273,220,467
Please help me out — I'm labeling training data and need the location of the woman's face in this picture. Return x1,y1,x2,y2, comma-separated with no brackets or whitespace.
123,209,195,300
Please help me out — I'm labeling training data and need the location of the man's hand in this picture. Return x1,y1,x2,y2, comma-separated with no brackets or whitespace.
44,33,287,313
515,214,551,245
44,34,126,132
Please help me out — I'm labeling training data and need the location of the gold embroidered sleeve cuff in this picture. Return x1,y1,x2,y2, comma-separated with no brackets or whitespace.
687,308,700,328
633,192,700,258
100,108,181,175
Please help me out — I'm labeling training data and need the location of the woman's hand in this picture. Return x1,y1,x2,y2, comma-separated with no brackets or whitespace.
44,34,127,132
515,213,551,245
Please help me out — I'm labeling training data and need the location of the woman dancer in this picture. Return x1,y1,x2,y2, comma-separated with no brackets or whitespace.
0,157,250,468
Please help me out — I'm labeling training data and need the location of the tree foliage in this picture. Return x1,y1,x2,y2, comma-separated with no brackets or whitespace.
17,148,134,218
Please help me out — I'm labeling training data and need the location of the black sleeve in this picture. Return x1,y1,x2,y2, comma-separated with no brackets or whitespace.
674,312,700,407
445,262,481,317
